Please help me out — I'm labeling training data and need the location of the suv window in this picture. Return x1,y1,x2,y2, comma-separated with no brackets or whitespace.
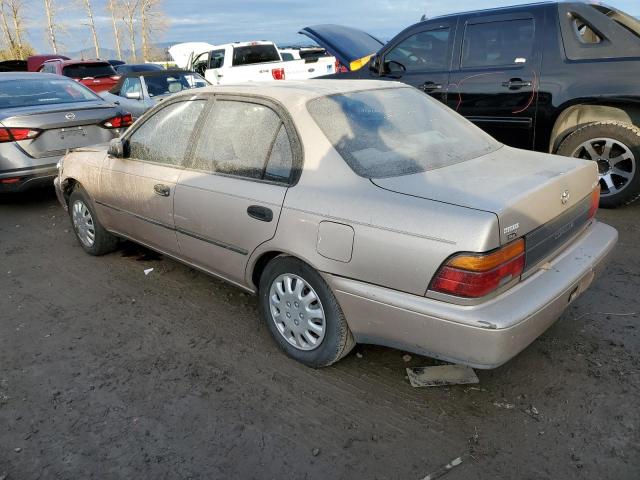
232,45,280,66
462,19,535,68
385,28,450,72
128,100,206,166
209,49,225,69
62,62,117,78
41,63,57,74
191,100,292,182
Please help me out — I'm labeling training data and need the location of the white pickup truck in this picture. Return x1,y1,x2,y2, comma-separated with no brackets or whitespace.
168,41,336,85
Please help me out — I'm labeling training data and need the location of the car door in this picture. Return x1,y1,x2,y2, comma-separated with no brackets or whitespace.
174,96,299,287
446,11,543,149
97,99,208,255
114,76,149,118
378,20,455,102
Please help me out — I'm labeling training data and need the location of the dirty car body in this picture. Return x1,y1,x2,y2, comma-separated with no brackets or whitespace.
0,73,129,192
55,80,617,368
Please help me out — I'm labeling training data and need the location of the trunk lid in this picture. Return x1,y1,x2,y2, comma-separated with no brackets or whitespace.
0,101,121,158
371,146,598,245
299,24,384,70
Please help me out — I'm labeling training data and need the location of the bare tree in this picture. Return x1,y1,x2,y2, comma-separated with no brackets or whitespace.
43,0,58,54
121,0,139,62
78,0,100,58
107,0,123,60
140,0,167,62
7,0,24,58
0,0,30,59
0,1,18,57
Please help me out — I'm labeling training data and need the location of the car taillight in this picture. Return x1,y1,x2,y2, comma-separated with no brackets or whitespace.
102,113,133,129
430,239,525,299
588,187,600,218
271,68,285,80
0,127,41,143
334,60,348,74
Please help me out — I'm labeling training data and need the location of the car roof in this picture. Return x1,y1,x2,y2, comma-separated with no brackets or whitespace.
49,59,113,66
426,0,585,20
119,68,192,79
178,79,408,107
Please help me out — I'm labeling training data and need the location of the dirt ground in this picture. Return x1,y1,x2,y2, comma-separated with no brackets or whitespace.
0,186,638,480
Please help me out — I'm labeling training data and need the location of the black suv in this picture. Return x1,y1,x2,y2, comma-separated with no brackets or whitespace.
316,2,640,207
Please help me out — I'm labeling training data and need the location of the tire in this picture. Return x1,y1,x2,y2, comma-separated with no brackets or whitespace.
68,187,118,256
258,256,355,367
557,121,640,208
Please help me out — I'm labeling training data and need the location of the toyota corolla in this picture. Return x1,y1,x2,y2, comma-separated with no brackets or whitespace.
54,80,618,368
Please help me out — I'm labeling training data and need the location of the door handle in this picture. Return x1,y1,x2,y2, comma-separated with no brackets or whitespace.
247,205,273,222
501,78,532,90
420,81,443,92
153,184,171,197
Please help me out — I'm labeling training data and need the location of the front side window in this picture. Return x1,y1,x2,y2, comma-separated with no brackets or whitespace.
120,77,142,97
385,28,451,72
192,100,293,182
462,19,535,68
128,100,206,166
308,87,500,179
209,50,225,69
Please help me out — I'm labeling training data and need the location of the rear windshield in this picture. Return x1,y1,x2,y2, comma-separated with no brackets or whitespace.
232,45,280,66
62,63,117,78
307,87,500,178
0,78,98,108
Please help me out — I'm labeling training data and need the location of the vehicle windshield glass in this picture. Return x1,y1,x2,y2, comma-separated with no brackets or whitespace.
0,78,98,108
62,63,116,78
143,73,208,96
591,4,640,39
307,87,501,178
232,45,280,66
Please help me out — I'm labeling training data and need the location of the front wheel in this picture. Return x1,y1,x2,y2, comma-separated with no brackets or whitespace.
557,121,640,208
68,187,118,255
258,256,355,367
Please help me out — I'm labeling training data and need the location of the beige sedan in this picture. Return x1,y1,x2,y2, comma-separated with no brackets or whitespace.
55,80,617,368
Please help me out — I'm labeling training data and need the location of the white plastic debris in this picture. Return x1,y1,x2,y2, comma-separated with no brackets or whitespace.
144,268,154,276
402,354,412,362
421,456,463,480
406,365,479,388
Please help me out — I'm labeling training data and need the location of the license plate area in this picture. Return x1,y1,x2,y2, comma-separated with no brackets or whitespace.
60,126,87,139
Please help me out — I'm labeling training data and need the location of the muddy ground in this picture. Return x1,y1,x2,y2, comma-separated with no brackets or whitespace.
0,187,638,479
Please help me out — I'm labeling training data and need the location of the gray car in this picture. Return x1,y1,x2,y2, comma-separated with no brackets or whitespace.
54,80,618,368
100,70,208,119
0,72,128,192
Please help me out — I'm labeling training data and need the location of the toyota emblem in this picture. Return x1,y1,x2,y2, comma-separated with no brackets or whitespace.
561,189,570,205
65,113,76,120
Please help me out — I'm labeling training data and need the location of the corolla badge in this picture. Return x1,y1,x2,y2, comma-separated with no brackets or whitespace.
561,189,570,205
65,113,76,120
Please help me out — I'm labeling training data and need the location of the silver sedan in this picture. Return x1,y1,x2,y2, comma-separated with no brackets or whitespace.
54,80,618,368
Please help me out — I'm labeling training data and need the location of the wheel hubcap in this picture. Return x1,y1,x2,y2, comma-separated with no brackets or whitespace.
72,200,96,248
572,137,636,197
269,274,326,351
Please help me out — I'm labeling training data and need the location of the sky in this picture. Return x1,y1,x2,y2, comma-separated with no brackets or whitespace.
22,0,640,54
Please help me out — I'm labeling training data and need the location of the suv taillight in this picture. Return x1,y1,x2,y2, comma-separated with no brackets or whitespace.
102,113,133,129
430,239,525,299
271,68,285,80
0,127,41,143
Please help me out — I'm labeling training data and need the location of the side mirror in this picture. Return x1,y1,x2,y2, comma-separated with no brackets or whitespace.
108,138,126,158
125,91,142,100
385,60,406,75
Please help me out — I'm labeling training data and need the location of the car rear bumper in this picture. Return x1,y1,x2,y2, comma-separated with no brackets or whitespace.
0,163,57,192
325,221,618,369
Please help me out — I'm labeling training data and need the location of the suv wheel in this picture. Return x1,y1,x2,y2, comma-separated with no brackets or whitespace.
557,121,640,208
258,256,355,367
68,187,118,255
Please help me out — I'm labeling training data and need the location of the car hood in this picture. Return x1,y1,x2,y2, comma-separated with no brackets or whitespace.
299,24,384,70
168,42,216,69
371,146,598,244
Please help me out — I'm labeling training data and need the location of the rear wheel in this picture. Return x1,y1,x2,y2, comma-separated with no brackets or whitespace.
258,256,355,367
68,187,118,255
557,121,640,208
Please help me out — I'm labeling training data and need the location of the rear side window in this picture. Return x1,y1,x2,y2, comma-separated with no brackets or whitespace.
385,28,451,72
62,63,117,78
232,45,280,66
462,19,534,68
209,49,225,68
191,100,293,182
308,87,500,179
128,100,206,166
41,63,56,73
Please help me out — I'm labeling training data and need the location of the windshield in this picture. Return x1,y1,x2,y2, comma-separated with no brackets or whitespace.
307,87,501,178
62,63,117,78
143,73,208,97
0,78,99,108
232,45,280,66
